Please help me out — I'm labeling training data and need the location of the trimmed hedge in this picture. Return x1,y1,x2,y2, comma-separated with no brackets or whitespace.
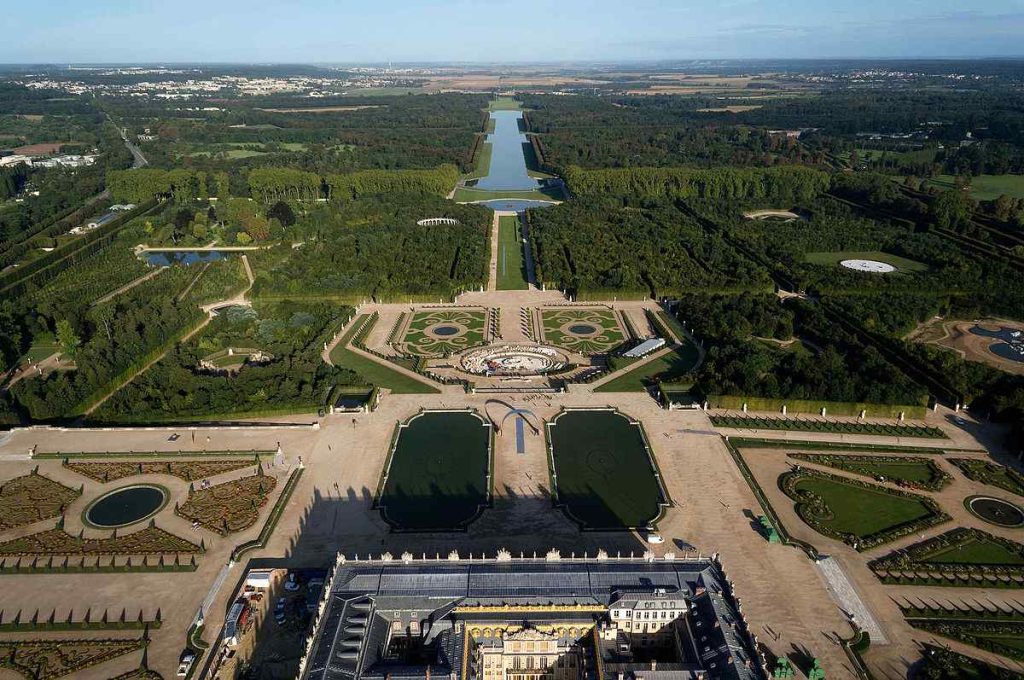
711,415,945,438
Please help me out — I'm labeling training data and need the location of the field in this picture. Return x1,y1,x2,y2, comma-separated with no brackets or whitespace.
399,309,488,356
496,215,529,290
377,411,491,531
11,142,63,155
803,251,929,273
540,308,625,354
547,410,666,529
927,174,1024,201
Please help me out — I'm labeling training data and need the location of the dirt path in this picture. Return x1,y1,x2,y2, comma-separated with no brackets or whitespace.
93,268,165,306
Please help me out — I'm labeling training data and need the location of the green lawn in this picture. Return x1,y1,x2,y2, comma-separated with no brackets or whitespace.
378,411,491,530
927,174,1024,201
786,472,939,539
924,538,1024,566
328,315,440,394
453,186,563,203
804,250,929,273
488,97,521,111
22,333,59,363
548,410,665,529
461,140,493,181
496,215,529,290
595,341,700,393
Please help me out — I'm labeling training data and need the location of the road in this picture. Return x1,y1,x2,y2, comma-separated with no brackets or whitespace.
109,114,148,168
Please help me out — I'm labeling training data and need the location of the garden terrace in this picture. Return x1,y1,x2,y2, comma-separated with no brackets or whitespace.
949,459,1024,497
0,526,201,557
175,473,277,534
710,415,945,438
546,408,669,530
397,308,489,357
0,637,147,680
539,308,626,355
376,410,492,531
869,528,1024,587
0,472,81,531
779,468,949,550
788,453,951,491
65,458,258,483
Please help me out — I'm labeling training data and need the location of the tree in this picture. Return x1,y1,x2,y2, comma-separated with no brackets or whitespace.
55,320,80,360
268,201,296,227
930,189,974,232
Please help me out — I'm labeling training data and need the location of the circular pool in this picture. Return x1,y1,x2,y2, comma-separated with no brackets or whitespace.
432,325,461,336
84,485,169,528
840,259,896,274
966,495,1024,527
568,324,598,335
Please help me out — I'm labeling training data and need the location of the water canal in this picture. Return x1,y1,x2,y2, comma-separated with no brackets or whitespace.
474,110,540,192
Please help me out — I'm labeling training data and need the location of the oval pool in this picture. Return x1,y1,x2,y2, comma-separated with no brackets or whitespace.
85,485,169,528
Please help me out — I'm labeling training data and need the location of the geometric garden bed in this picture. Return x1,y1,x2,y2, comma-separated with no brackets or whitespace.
175,474,277,535
779,468,949,551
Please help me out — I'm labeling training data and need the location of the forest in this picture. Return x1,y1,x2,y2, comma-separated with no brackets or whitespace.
527,202,772,298
676,294,929,407
250,196,490,302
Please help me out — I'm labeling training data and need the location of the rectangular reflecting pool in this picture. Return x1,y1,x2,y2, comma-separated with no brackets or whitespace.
474,110,541,191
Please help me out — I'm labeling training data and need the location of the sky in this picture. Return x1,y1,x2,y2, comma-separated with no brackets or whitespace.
3,0,1024,64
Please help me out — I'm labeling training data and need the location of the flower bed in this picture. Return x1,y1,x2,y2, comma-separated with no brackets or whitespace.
0,526,201,556
175,474,277,534
65,458,257,483
788,453,951,491
949,458,1024,497
0,471,81,532
779,469,949,551
906,616,1024,662
869,528,1024,586
0,637,146,680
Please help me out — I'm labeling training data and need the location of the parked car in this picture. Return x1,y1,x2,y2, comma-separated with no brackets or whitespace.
646,533,665,544
177,650,196,676
283,573,300,591
168,433,180,442
274,597,287,624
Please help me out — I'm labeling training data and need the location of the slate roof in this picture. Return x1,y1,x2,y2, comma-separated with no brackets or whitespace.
301,558,761,680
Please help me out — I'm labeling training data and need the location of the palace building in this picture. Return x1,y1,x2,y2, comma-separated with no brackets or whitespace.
298,554,763,680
